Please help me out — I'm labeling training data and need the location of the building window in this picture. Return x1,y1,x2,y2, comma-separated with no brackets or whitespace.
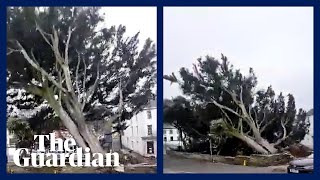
147,141,154,154
147,125,152,135
170,136,174,141
163,130,166,134
164,137,167,142
147,110,152,119
169,129,173,134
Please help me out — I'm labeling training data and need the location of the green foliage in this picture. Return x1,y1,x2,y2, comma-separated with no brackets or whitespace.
7,117,34,143
7,7,156,133
164,54,310,155
164,96,209,139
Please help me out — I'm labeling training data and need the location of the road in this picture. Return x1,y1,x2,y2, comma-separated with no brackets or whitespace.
164,154,287,174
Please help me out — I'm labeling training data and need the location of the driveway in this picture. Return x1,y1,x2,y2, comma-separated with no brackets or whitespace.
164,154,287,174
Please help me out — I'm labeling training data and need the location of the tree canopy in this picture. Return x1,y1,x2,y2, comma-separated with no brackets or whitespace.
164,54,309,155
7,7,156,153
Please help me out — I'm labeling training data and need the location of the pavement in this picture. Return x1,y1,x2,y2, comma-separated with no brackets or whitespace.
164,154,287,174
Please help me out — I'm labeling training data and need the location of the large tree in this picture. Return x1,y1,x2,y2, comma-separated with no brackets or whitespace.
7,7,156,153
164,55,309,154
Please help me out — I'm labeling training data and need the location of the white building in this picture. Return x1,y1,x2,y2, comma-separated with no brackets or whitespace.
121,99,157,157
301,109,314,149
163,123,183,150
7,129,17,160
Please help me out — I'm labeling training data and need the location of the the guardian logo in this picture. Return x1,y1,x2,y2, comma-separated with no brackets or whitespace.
12,133,119,167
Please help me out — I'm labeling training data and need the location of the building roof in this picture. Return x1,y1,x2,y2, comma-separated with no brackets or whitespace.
142,97,157,109
163,123,175,129
307,109,314,116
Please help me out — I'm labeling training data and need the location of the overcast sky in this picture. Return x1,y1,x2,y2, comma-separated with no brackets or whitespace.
8,7,157,117
164,7,313,111
99,7,157,94
99,7,157,50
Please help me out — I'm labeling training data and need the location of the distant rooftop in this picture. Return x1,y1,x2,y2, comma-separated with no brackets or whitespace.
307,109,314,116
163,123,175,129
142,95,157,109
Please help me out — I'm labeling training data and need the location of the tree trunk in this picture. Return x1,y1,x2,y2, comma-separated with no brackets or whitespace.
47,97,87,149
256,138,278,154
240,118,278,154
233,133,277,154
77,122,104,153
45,92,105,154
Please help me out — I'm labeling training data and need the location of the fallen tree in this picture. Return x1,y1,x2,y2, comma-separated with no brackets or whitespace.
7,7,156,153
164,54,309,154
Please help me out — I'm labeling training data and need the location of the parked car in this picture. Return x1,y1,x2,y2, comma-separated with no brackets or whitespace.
287,154,313,173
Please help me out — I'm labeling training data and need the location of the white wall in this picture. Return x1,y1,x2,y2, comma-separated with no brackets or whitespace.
7,129,16,158
301,115,314,149
163,127,183,149
122,107,157,157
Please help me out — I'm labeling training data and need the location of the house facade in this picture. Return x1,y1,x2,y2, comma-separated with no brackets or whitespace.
163,123,183,150
121,99,157,157
6,129,16,158
301,109,314,149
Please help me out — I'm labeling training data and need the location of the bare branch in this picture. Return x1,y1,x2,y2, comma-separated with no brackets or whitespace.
222,86,238,103
35,23,54,49
52,28,61,58
274,118,289,145
239,86,244,105
105,80,125,127
14,40,68,93
249,106,254,121
75,51,81,97
258,110,267,128
260,117,276,133
237,118,243,133
65,26,73,65
82,56,87,96
253,107,258,124
118,79,124,114
50,27,74,93
36,24,75,95
249,106,260,131
81,62,100,111
212,99,242,118
220,108,234,127
7,47,19,55
55,61,63,105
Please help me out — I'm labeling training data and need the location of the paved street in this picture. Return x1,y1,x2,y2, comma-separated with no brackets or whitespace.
164,154,287,174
